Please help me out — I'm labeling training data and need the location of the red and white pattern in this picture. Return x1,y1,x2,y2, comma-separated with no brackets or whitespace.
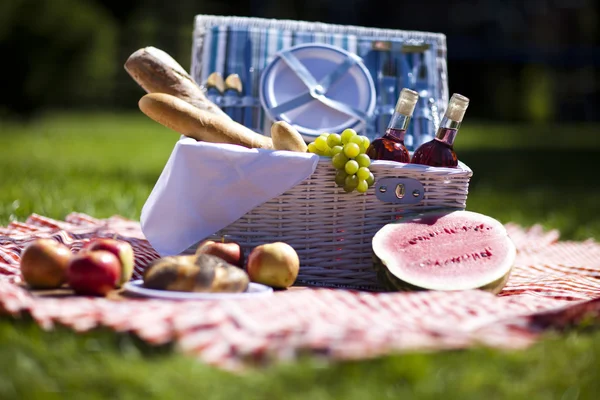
1,213,600,370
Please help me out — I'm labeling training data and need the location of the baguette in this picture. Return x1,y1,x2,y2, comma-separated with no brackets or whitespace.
124,46,228,118
270,121,308,152
139,93,274,149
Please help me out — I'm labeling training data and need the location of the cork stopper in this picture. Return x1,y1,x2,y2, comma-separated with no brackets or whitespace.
445,93,470,122
394,88,419,116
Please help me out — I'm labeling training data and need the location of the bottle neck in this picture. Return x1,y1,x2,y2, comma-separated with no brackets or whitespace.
434,116,461,146
384,113,411,142
387,113,411,131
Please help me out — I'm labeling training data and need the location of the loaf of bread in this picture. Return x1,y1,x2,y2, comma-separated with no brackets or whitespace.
139,93,274,149
124,46,228,118
143,254,249,293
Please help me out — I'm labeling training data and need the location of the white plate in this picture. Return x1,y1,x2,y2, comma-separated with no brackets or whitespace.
260,43,376,141
123,280,273,300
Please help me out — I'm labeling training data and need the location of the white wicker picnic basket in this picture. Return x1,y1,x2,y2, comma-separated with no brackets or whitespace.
188,16,471,291
204,159,471,291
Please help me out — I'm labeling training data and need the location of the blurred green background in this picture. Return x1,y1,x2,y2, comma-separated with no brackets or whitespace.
0,0,598,121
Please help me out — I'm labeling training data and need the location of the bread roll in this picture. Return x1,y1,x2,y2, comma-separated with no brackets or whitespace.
143,254,249,293
270,121,308,152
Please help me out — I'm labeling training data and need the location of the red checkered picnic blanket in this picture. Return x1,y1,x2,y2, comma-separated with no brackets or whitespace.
2,213,600,370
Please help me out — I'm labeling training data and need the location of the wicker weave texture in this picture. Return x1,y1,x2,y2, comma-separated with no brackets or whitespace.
194,15,447,48
212,159,472,291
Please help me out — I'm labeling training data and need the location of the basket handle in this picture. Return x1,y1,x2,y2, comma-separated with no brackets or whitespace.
374,178,424,204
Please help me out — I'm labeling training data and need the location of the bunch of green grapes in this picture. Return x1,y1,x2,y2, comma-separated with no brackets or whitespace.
307,132,335,157
307,129,375,193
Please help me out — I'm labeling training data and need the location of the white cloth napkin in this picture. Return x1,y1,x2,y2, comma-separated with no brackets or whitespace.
140,138,320,256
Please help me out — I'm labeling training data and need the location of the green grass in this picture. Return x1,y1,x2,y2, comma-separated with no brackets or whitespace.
0,113,178,222
2,318,600,399
0,112,599,399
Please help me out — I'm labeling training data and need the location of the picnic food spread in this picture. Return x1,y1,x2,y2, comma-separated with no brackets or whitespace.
125,45,505,293
5,212,600,371
14,44,500,298
3,15,599,372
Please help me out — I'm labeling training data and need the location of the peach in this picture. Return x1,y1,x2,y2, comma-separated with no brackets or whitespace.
20,239,71,289
246,242,299,289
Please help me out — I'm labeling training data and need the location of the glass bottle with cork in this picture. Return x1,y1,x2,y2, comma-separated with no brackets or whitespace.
410,93,469,168
366,88,419,164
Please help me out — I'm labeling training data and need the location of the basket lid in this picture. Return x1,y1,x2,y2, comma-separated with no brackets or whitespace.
259,43,376,141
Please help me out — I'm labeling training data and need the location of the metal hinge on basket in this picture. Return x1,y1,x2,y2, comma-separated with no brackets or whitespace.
375,178,424,204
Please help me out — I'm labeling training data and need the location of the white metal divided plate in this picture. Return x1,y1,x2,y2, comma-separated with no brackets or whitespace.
260,43,376,141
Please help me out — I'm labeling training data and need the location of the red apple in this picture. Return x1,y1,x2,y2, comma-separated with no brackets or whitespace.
20,239,71,289
195,239,245,269
83,239,134,286
246,242,299,289
67,250,121,296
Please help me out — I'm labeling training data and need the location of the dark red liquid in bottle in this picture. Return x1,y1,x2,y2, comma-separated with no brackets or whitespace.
366,128,410,163
410,128,458,168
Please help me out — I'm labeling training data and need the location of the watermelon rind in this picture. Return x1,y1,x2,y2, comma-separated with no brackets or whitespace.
372,210,516,293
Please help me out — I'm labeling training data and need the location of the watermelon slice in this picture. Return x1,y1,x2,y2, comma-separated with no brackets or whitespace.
372,210,516,294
